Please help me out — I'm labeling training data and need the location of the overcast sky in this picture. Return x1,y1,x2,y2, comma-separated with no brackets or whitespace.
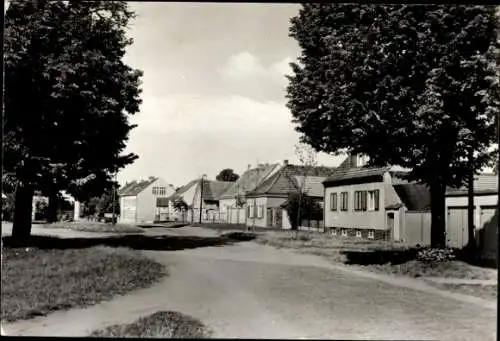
118,2,345,187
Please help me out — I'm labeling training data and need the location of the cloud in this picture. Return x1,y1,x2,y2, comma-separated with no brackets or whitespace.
129,94,293,134
218,51,293,86
119,94,345,186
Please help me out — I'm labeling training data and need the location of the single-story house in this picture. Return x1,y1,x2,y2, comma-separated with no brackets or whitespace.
245,160,335,229
218,163,280,224
118,177,175,224
445,173,498,254
157,178,233,223
323,154,432,241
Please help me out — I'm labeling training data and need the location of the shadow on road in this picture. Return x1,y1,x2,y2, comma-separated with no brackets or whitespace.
341,248,420,265
1,232,257,251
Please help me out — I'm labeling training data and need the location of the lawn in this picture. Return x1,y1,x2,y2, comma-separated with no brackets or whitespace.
255,230,497,282
1,246,166,322
89,311,211,338
45,221,145,234
426,282,498,301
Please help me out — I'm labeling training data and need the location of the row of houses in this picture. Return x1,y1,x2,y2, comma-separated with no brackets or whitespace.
118,154,498,251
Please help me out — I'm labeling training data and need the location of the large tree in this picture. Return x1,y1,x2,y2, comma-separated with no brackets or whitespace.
4,0,142,243
287,4,500,247
216,168,240,182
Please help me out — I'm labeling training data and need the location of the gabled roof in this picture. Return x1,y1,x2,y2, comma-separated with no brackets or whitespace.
393,184,431,211
323,166,393,186
247,164,335,198
118,177,158,196
203,180,233,200
293,175,327,197
219,164,278,199
446,173,498,196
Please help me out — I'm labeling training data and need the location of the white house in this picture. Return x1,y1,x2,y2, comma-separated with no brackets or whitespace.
218,163,280,225
118,177,175,224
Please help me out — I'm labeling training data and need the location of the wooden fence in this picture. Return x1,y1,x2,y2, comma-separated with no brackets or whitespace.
403,211,431,246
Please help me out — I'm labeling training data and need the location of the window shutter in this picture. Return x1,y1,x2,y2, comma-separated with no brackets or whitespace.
361,191,367,211
374,190,379,211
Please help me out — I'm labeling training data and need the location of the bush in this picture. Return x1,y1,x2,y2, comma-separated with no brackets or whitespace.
416,248,456,263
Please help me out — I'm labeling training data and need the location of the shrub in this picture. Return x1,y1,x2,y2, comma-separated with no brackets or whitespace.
416,248,456,263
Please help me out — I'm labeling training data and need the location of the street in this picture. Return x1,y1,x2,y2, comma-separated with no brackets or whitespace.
2,225,497,340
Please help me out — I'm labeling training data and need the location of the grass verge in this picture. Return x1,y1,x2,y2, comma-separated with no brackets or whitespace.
45,221,145,234
426,282,498,301
1,246,166,322
89,311,211,338
255,230,497,281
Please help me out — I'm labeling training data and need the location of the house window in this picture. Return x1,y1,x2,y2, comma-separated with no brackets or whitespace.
330,193,338,211
354,191,368,211
152,187,166,196
356,230,362,238
257,205,264,218
367,190,379,211
340,192,349,211
248,205,254,218
341,229,348,237
368,230,375,239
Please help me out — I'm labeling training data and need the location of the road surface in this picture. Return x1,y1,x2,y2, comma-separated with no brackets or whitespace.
2,224,497,339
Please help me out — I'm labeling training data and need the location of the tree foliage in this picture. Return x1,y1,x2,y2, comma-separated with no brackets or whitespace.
4,0,142,242
216,168,240,182
287,4,500,246
283,193,323,231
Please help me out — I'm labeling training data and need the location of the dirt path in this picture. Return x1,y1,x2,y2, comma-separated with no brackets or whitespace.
2,237,496,340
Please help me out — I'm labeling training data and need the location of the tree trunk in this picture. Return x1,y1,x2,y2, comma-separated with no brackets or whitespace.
466,149,476,255
430,182,447,248
11,183,35,245
47,192,59,223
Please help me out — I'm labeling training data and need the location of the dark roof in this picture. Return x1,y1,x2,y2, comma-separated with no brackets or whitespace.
446,174,498,196
118,177,157,196
247,164,335,198
219,164,278,199
337,155,357,170
393,184,431,211
203,180,233,200
323,166,392,186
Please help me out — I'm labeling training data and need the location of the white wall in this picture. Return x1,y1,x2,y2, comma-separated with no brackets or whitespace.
120,195,137,223
245,196,287,228
324,178,394,230
445,194,498,231
136,178,175,223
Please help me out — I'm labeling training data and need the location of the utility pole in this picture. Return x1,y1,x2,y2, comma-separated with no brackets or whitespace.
199,175,205,224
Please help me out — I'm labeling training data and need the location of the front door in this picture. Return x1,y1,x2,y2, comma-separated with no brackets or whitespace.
267,208,273,227
387,212,397,241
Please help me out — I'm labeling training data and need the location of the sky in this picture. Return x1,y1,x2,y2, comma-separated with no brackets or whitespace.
118,2,345,187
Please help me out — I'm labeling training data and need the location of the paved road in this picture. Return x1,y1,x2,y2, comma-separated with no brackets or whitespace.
2,225,497,339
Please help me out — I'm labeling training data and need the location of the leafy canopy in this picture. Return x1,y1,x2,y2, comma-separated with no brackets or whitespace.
4,0,142,196
216,169,240,182
287,4,499,188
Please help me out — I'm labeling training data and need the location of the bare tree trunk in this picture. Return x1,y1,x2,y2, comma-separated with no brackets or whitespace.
430,181,447,248
47,191,59,223
11,182,35,246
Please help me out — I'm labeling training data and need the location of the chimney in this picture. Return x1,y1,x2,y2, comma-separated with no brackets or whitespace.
283,159,289,166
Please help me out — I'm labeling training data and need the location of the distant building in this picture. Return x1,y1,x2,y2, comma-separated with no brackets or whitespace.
118,177,175,224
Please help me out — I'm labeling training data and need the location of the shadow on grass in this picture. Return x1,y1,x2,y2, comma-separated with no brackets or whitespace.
2,232,257,251
341,247,421,265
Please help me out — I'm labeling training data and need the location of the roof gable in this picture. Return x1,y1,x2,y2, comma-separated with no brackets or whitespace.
393,184,431,211
248,164,334,197
219,164,278,199
118,177,158,196
203,180,233,200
